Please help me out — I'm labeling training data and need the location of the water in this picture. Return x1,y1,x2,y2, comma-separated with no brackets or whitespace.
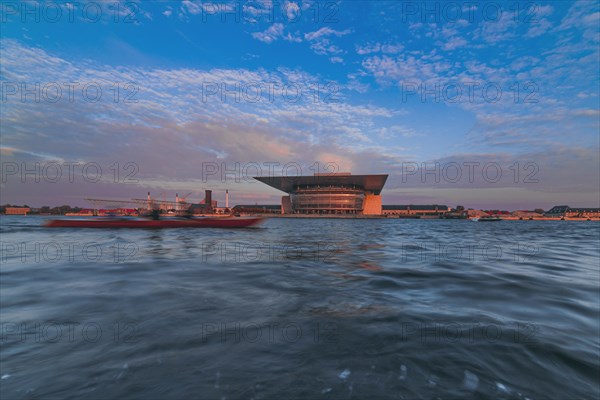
1,216,599,399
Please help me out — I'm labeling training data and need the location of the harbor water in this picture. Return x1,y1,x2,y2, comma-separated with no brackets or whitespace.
1,216,599,399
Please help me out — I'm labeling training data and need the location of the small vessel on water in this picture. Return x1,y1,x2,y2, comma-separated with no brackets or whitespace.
44,191,266,228
44,216,264,229
471,216,503,222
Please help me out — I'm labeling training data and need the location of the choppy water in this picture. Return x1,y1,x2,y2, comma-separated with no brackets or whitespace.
1,215,599,399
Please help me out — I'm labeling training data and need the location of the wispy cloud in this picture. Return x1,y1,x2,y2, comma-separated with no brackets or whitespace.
252,23,285,43
304,27,351,41
304,27,351,56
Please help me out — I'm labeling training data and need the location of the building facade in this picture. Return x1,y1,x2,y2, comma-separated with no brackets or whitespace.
5,207,31,215
546,205,600,218
382,205,449,216
254,173,388,215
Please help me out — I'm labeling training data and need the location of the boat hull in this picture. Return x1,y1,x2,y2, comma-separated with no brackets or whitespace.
44,217,264,229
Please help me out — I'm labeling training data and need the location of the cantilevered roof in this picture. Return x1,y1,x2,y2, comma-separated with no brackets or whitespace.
254,174,388,195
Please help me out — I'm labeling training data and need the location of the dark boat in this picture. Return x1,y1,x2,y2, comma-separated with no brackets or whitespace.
44,217,264,229
472,216,503,222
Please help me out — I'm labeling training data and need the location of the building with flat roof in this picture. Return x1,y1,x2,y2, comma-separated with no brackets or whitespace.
232,205,281,214
546,205,600,218
5,207,31,215
254,173,388,215
383,205,449,216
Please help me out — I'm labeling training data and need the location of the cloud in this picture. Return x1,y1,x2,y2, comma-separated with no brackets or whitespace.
357,43,381,55
356,42,404,55
525,18,553,38
181,0,201,15
0,39,409,206
474,12,518,43
252,23,285,43
442,36,467,51
535,4,555,18
361,53,453,85
308,40,343,55
283,32,302,43
251,23,302,44
283,1,301,21
304,27,351,41
377,125,421,139
303,27,351,56
560,1,598,31
573,109,600,117
346,73,370,93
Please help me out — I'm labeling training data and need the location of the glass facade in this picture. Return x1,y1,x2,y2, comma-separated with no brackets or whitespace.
290,187,365,214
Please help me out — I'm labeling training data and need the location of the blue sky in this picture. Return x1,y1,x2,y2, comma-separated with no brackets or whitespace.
1,0,599,209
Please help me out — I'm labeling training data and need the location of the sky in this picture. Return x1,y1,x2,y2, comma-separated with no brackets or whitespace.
1,0,599,209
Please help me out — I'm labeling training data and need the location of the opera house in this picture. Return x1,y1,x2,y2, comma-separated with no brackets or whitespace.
254,173,388,215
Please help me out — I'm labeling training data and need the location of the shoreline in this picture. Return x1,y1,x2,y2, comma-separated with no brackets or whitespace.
257,215,600,221
4,214,598,221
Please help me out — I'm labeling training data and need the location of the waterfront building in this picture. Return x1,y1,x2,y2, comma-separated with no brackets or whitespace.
5,207,31,215
511,210,544,219
188,190,218,214
232,205,281,214
546,205,600,218
382,205,449,216
564,207,600,218
466,209,491,218
254,173,388,215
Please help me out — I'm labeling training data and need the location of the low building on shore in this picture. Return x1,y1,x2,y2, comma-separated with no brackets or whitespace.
565,207,600,218
65,209,94,216
5,207,31,215
466,209,490,218
382,205,449,216
546,205,600,218
188,190,218,214
232,205,281,214
511,210,544,219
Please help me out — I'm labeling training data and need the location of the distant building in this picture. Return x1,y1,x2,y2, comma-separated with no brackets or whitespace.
189,202,218,214
188,190,218,214
546,205,600,218
5,207,30,215
382,205,449,216
254,173,388,215
95,208,136,216
511,210,543,219
466,209,490,218
65,209,94,216
232,205,281,214
545,205,570,216
566,207,600,218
